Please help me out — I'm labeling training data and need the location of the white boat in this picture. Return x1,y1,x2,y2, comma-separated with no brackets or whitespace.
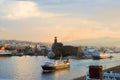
41,59,70,71
0,50,12,56
92,52,111,59
92,50,111,59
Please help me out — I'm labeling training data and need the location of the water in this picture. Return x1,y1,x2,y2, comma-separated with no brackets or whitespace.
0,54,120,80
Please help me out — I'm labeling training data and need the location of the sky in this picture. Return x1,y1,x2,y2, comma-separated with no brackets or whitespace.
0,0,120,42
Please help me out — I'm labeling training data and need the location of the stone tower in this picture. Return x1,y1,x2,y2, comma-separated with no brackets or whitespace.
54,37,57,43
52,37,63,56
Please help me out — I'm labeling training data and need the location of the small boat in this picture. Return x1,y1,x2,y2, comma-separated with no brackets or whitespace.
0,46,12,56
92,50,111,59
0,50,12,56
92,52,111,59
41,58,70,71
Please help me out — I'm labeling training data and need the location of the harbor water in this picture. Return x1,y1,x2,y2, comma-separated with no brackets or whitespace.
0,54,120,80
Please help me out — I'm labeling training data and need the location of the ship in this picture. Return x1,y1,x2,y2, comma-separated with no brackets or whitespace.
41,58,70,71
92,50,111,59
0,47,12,56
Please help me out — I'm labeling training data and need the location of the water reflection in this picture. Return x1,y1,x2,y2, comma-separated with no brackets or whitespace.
11,56,42,80
0,56,11,58
42,69,70,74
41,69,70,80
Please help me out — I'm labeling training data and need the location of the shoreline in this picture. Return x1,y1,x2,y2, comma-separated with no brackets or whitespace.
73,65,120,80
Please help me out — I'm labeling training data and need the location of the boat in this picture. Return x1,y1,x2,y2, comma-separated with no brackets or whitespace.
0,47,12,56
41,58,70,71
0,50,12,56
92,50,111,59
92,52,111,59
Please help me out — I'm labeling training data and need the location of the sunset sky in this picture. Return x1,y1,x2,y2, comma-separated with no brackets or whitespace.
0,0,120,42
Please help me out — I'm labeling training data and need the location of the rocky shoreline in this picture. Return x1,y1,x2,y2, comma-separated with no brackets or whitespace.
73,65,120,80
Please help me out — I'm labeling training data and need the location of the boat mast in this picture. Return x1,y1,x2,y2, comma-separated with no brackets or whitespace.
60,54,62,61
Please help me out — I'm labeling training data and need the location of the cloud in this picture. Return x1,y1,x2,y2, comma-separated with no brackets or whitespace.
38,0,73,4
0,26,6,32
0,1,58,20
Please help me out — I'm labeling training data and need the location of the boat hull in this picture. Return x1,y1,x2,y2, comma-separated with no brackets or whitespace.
0,54,12,57
92,55,111,59
92,52,111,59
0,52,12,57
41,64,70,70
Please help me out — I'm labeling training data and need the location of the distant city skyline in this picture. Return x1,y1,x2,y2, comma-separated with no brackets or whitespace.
0,0,120,42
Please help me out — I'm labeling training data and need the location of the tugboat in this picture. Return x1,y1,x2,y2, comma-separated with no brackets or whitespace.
41,58,70,71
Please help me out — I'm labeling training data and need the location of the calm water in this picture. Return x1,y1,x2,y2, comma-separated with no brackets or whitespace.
0,54,120,80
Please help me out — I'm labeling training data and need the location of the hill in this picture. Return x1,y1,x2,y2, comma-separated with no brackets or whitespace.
63,37,120,47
